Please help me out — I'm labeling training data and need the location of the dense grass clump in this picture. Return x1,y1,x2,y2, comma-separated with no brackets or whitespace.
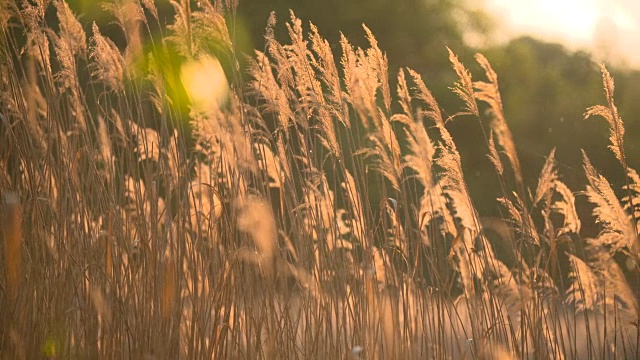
1,1,639,359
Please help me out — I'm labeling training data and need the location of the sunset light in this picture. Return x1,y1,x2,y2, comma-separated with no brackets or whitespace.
487,0,640,67
181,55,229,113
4,1,640,357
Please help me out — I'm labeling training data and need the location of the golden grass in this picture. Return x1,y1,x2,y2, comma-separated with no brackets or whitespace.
2,193,21,306
1,1,639,358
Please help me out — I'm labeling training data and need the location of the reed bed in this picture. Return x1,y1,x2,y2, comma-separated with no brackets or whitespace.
1,1,639,359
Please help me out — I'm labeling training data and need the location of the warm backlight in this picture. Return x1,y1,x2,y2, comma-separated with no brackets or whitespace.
181,55,229,112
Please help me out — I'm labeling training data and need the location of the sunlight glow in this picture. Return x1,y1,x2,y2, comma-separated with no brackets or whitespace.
487,0,640,67
181,55,229,112
495,0,599,42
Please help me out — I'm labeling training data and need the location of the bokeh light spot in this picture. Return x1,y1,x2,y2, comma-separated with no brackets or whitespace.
181,55,229,112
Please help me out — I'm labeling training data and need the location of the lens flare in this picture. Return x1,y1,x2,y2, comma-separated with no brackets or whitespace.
181,55,229,112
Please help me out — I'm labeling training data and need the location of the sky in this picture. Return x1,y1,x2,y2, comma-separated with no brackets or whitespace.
485,0,640,68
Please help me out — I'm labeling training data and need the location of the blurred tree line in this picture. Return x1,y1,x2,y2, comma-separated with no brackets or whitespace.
238,0,640,217
236,0,640,217
64,0,640,217
238,0,490,85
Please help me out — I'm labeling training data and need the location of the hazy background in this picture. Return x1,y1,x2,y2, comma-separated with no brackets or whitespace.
232,0,640,217
487,0,640,68
66,0,640,217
